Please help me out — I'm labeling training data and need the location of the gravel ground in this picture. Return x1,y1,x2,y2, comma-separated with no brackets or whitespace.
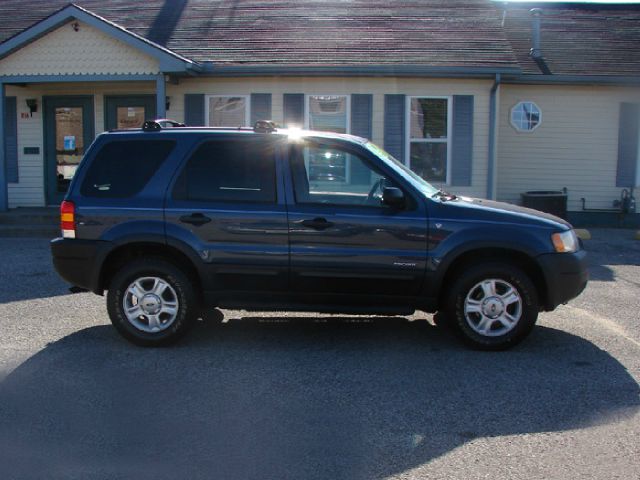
0,229,638,480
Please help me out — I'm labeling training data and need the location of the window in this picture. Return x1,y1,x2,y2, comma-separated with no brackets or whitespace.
408,97,450,183
291,142,393,207
511,101,541,132
306,95,349,134
174,138,276,203
80,140,175,198
206,96,249,127
116,106,146,129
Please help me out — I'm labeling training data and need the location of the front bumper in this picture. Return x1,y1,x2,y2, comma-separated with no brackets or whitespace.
537,249,588,311
50,237,113,294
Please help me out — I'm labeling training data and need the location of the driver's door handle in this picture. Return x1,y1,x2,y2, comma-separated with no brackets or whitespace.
179,213,212,226
300,217,334,230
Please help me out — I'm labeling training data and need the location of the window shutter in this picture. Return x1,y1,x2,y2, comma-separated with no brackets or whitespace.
184,94,205,126
451,95,474,187
4,96,17,183
384,94,405,161
350,94,373,139
250,93,272,125
283,93,304,128
616,102,639,188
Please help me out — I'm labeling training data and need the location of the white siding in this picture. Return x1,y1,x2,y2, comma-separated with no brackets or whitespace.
497,84,640,212
168,77,493,199
0,20,159,76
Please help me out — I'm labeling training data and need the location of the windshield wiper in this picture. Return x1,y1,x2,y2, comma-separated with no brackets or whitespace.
432,190,458,202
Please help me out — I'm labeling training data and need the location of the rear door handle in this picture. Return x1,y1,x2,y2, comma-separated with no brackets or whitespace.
179,213,212,226
301,217,334,230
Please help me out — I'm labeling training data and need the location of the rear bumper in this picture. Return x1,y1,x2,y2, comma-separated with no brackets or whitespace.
537,249,588,311
50,237,113,293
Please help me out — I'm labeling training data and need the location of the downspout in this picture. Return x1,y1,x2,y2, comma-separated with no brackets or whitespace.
0,82,7,211
487,74,500,200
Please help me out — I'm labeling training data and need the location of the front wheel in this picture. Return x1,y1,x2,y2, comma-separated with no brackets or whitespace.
443,262,539,350
107,258,197,346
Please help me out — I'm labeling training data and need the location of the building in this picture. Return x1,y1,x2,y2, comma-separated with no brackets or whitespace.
0,1,638,225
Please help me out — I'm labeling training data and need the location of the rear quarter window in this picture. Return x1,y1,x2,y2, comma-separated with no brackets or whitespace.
80,140,175,198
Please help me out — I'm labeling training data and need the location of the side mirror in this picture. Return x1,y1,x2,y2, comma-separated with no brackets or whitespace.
382,187,405,208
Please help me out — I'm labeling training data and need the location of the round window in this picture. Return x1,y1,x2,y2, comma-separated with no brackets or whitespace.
510,101,541,132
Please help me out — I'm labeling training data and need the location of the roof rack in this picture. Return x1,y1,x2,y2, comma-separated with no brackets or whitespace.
140,118,280,133
253,120,279,133
142,119,186,132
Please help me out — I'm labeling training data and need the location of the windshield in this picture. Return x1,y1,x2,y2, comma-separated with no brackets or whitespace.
363,141,440,197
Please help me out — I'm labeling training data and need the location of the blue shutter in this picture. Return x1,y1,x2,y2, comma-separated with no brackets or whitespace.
450,95,474,187
283,93,304,128
351,94,373,139
616,102,639,188
184,94,205,126
384,94,405,161
4,96,17,183
250,93,272,125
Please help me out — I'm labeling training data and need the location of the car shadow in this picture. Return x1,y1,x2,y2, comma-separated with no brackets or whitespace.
0,317,637,479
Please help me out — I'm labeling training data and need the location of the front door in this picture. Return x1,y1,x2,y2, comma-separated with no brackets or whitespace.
44,96,95,205
286,138,429,302
105,95,156,130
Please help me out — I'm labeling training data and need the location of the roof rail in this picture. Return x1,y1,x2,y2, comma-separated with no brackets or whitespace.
142,118,186,132
254,120,278,133
140,119,279,133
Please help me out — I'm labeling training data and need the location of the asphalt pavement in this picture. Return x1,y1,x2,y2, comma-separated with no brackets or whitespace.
0,229,638,480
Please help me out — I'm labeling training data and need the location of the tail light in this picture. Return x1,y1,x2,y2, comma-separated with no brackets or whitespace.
60,200,76,239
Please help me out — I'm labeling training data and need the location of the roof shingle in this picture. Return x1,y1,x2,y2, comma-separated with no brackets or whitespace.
0,1,519,69
0,1,638,77
501,3,640,76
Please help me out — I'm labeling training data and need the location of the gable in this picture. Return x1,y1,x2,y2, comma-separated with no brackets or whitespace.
0,20,159,77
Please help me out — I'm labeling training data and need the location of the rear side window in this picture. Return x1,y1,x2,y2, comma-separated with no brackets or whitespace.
80,140,175,198
173,138,276,203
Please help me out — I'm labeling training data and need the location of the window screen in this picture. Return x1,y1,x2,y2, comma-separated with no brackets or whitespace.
174,138,276,203
80,140,175,198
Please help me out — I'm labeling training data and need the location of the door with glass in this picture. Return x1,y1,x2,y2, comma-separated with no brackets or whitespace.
105,95,156,131
44,96,95,205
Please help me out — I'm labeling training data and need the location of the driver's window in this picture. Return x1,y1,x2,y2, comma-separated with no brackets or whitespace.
291,142,391,207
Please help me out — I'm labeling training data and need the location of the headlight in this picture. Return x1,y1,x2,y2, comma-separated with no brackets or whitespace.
551,230,579,253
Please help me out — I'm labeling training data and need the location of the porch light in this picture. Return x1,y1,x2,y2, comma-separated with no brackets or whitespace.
25,98,38,116
165,96,171,111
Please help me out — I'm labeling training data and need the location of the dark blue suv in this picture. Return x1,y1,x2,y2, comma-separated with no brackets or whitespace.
51,120,588,349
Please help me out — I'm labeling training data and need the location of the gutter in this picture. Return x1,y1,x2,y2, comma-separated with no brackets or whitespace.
503,74,640,86
197,64,522,78
487,74,501,200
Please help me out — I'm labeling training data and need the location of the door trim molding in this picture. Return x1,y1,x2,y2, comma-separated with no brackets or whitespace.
43,95,95,205
103,94,157,131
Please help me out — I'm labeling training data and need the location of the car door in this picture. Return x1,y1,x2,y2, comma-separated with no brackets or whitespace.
285,137,429,302
164,134,290,298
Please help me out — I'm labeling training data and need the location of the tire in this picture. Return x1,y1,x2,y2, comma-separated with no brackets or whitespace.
443,262,539,350
106,258,198,347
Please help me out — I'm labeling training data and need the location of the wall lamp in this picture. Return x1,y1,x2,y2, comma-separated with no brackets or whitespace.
165,96,171,111
26,98,38,116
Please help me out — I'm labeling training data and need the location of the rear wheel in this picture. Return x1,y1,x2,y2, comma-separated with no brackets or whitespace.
443,262,539,350
107,258,197,346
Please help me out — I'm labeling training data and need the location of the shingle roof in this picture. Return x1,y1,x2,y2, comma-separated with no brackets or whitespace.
0,0,519,70
0,1,638,77
501,3,640,76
